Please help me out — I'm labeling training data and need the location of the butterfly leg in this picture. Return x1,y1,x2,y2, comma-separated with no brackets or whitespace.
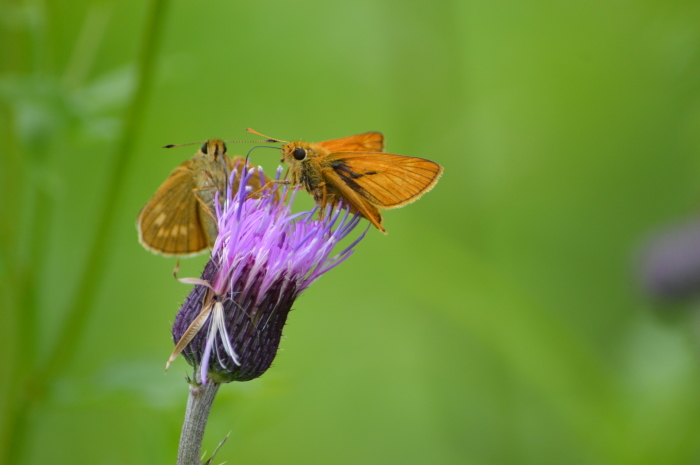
192,187,218,221
313,182,329,219
249,179,290,198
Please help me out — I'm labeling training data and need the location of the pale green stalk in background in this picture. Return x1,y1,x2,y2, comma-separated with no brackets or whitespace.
0,0,170,462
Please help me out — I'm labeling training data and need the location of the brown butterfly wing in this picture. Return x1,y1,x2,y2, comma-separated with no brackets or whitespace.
227,156,264,192
315,132,384,153
319,166,386,233
226,155,279,201
322,152,443,209
137,163,209,256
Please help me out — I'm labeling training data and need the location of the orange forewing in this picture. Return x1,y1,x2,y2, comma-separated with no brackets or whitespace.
315,132,384,153
321,152,443,208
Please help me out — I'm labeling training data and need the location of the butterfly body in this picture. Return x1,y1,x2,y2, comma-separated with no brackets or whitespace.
275,131,442,234
185,140,230,243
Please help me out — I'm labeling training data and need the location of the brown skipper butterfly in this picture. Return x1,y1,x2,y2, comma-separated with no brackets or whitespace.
137,139,269,256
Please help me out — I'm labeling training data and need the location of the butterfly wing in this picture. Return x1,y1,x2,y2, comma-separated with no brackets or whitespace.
318,166,386,232
137,162,209,256
226,155,279,201
316,132,384,153
227,155,266,193
322,152,443,209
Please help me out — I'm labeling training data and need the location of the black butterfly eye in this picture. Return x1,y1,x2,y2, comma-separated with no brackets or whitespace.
293,147,306,160
222,143,228,153
200,142,208,154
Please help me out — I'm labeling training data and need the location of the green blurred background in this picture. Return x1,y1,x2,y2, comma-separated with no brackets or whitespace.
3,0,700,463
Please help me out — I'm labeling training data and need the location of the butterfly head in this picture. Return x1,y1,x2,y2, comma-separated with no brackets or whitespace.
281,141,314,165
200,139,228,160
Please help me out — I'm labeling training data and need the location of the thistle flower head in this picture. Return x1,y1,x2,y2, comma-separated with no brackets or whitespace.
638,217,700,300
172,165,366,383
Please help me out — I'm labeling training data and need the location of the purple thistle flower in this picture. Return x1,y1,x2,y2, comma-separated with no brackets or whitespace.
171,165,367,384
638,216,700,300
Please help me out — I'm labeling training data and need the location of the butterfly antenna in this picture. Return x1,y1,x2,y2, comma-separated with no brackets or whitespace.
164,130,284,149
246,128,288,144
163,139,269,149
162,141,203,149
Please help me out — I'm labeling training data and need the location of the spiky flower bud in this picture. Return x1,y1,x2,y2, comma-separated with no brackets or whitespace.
171,166,366,383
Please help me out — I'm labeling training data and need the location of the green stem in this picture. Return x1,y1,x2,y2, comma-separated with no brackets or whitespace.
2,0,170,463
1,0,54,458
43,0,169,385
1,188,51,463
177,380,221,465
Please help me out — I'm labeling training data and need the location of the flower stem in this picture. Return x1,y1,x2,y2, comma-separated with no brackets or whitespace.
177,380,221,465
